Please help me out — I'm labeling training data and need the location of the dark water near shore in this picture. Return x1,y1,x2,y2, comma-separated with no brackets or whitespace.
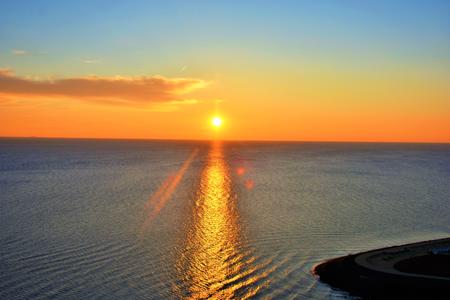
1,138,449,299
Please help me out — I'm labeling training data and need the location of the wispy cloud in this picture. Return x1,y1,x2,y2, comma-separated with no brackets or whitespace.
148,99,200,112
11,49,47,56
81,59,102,64
0,68,209,107
11,49,29,56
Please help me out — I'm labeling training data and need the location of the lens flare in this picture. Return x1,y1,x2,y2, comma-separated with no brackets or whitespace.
140,149,198,236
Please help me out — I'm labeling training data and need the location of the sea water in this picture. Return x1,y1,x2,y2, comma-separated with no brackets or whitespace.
1,139,449,299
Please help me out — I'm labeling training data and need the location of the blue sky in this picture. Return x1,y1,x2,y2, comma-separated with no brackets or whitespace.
1,0,449,77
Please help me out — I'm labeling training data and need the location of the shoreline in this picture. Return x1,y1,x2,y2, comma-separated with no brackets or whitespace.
313,237,450,299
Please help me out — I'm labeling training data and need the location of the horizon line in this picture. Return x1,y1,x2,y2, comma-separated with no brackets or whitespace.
1,135,449,145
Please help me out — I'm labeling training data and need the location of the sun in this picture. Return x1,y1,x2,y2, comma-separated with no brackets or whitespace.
211,116,223,128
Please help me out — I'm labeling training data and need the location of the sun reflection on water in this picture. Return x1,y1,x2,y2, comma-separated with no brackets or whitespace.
175,142,265,299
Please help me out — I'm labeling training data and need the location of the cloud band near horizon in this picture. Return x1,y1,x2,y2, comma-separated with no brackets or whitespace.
0,69,209,106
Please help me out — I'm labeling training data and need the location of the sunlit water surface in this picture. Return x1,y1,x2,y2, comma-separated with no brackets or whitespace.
1,139,449,299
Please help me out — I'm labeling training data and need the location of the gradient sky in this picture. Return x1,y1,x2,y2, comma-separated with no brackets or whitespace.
1,0,449,142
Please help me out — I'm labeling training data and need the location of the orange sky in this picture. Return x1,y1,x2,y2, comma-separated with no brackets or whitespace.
1,63,449,143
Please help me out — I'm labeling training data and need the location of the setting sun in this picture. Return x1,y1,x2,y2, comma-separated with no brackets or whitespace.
211,116,223,128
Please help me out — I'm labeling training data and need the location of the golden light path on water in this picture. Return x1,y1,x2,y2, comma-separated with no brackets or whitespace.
175,142,273,299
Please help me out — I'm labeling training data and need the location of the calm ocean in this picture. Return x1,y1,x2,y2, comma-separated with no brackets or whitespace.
1,138,449,299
